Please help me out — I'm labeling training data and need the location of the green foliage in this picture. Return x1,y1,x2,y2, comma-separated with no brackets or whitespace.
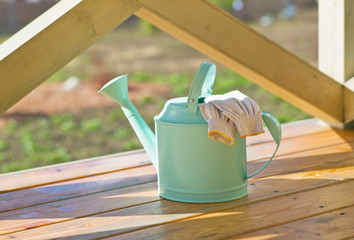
0,70,310,174
208,0,234,11
108,109,124,121
81,119,102,132
131,72,150,82
0,107,145,173
123,140,140,151
131,72,192,96
0,14,316,174
212,70,252,94
139,19,158,35
139,95,155,105
113,128,130,140
60,119,76,133
46,56,89,83
52,113,75,125
0,138,8,151
0,34,10,44
47,70,66,82
4,120,17,133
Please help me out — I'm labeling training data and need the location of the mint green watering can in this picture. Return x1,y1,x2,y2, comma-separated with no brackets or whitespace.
98,62,281,203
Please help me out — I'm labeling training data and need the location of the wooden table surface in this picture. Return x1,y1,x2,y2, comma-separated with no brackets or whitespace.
0,119,353,239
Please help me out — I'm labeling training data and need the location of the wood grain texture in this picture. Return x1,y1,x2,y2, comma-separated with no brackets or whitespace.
134,0,343,126
1,139,352,214
0,0,140,115
236,206,354,240
247,118,329,146
2,155,354,234
319,0,345,83
0,150,150,193
0,182,159,235
2,169,353,238
88,181,354,240
344,83,354,125
0,120,354,239
0,165,156,212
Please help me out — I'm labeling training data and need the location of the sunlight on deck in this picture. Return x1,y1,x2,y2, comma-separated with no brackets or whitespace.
0,119,353,239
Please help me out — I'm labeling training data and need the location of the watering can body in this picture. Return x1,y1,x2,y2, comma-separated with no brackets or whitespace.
98,62,281,203
155,99,247,202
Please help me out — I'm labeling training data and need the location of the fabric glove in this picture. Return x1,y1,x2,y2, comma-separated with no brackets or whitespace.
199,102,236,145
200,90,264,145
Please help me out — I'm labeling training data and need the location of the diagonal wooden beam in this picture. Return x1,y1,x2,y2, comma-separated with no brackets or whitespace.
344,80,354,126
134,0,344,128
0,0,140,115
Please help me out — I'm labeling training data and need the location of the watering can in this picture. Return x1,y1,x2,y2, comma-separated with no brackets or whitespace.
98,62,281,203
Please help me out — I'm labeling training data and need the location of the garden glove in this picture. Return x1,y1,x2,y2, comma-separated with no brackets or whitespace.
200,90,264,145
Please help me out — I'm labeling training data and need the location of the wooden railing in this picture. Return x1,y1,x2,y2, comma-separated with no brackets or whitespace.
0,0,353,128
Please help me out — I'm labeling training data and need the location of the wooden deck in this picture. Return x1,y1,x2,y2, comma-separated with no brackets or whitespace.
0,118,353,239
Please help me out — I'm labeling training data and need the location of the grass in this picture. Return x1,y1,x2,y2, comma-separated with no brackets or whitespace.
0,9,316,173
0,70,310,173
0,108,142,173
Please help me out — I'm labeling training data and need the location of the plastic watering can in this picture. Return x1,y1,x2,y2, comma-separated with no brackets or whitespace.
98,62,281,203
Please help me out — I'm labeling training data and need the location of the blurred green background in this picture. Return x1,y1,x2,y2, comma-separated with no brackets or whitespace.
0,0,318,173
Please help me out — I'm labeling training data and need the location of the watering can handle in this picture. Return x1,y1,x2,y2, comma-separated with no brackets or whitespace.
187,62,216,113
247,111,282,179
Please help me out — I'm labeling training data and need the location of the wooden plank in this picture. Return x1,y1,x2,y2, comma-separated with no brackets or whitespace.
4,178,353,239
1,138,352,215
236,206,354,239
0,0,140,115
2,146,354,237
247,118,330,146
0,150,150,193
249,143,354,179
0,165,156,212
1,121,352,212
0,182,159,235
247,127,354,161
1,138,352,214
134,0,343,127
2,158,353,234
107,181,354,239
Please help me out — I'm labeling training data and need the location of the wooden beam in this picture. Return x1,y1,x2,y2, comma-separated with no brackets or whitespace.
319,0,354,126
0,0,140,115
134,0,344,127
344,79,354,126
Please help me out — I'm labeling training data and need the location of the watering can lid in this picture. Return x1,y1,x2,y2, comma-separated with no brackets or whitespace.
155,62,216,125
155,97,207,125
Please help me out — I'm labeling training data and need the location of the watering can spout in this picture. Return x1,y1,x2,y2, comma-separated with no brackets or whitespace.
98,75,157,169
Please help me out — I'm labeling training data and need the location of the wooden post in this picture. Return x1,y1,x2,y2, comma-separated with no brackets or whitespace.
319,0,354,126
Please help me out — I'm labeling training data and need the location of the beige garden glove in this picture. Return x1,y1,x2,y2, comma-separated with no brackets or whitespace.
200,90,264,145
199,102,236,145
